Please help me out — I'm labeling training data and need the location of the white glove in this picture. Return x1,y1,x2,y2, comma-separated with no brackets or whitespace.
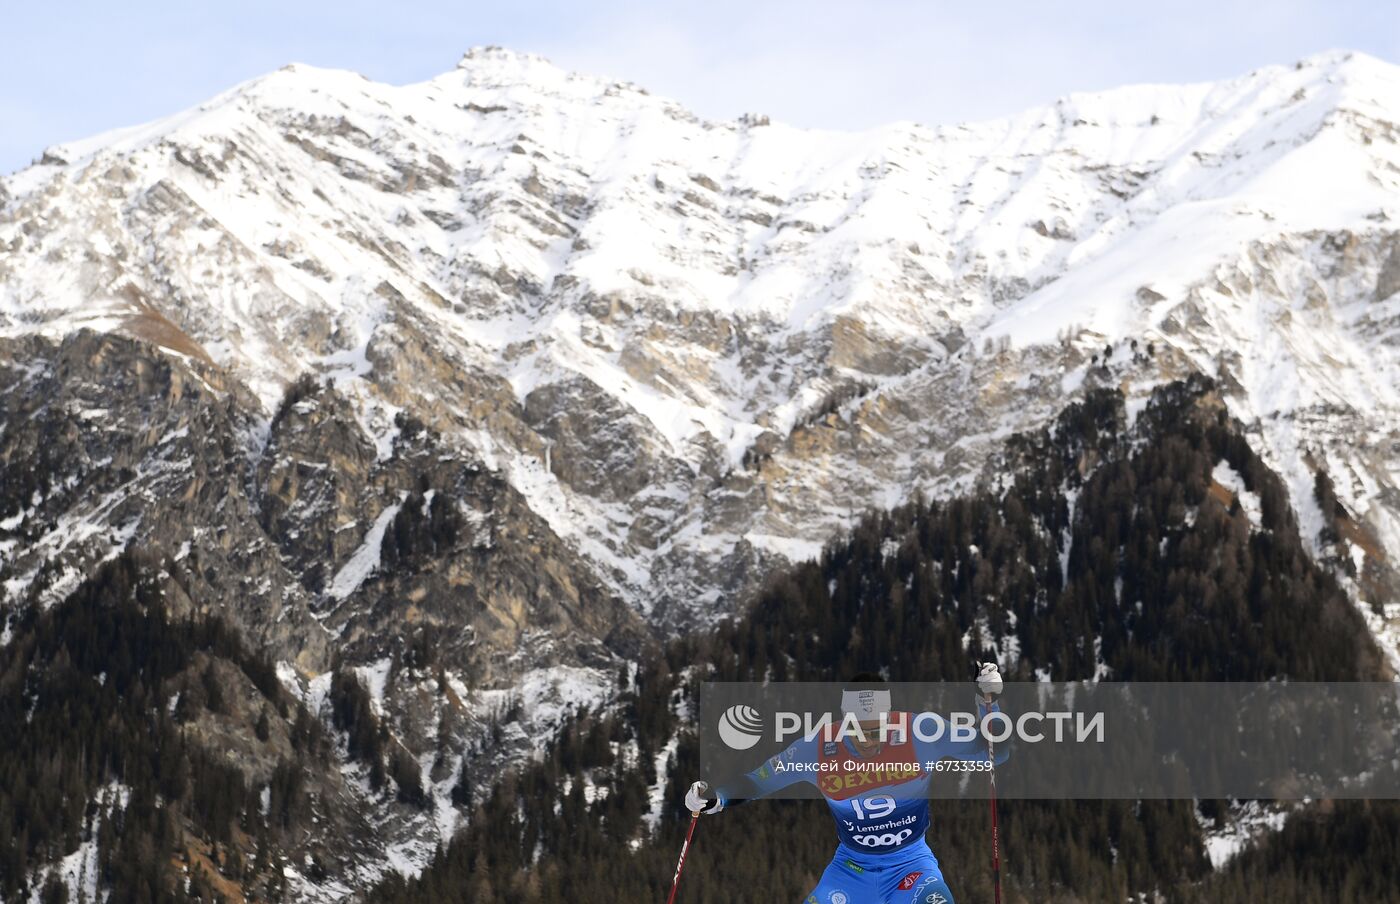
685,780,723,815
976,661,1003,701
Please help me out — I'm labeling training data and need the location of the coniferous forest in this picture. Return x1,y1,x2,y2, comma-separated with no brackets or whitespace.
0,554,338,903
4,377,1397,902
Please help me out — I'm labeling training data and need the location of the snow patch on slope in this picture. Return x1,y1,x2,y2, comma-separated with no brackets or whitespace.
1212,461,1263,526
328,500,403,601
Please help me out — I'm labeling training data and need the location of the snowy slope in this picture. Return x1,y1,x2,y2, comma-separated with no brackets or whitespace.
3,48,1400,659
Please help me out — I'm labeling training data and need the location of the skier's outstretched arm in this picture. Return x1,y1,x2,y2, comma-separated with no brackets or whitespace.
686,734,817,815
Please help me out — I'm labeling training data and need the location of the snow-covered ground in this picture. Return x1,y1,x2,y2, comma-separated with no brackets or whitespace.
1212,461,1264,526
26,783,129,904
1198,800,1292,869
328,498,405,601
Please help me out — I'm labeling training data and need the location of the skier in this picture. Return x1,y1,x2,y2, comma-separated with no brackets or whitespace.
685,664,1006,904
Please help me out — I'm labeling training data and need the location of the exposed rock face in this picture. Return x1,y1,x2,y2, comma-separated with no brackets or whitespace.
1377,237,1400,302
257,380,381,592
0,327,648,673
4,46,1400,896
0,332,331,665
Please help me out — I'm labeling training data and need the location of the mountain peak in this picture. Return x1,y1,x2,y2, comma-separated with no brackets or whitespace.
446,44,653,102
456,45,555,69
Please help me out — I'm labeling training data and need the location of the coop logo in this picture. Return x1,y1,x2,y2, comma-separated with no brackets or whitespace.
717,704,765,750
849,829,913,847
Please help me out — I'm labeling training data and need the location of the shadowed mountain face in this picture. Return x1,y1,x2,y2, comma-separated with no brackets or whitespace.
2,47,1400,899
0,331,648,677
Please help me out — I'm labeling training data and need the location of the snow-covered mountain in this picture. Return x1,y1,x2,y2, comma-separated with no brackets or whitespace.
5,47,1398,655
5,43,1400,895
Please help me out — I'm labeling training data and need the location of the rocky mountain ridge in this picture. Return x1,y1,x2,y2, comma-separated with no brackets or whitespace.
4,48,1399,648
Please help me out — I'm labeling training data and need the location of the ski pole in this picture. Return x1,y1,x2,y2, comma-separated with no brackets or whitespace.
666,811,700,904
986,704,1002,904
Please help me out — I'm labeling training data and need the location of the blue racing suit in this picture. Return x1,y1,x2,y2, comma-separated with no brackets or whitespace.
713,706,1007,904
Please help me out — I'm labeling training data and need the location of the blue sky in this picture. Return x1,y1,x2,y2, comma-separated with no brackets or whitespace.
3,0,1398,175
